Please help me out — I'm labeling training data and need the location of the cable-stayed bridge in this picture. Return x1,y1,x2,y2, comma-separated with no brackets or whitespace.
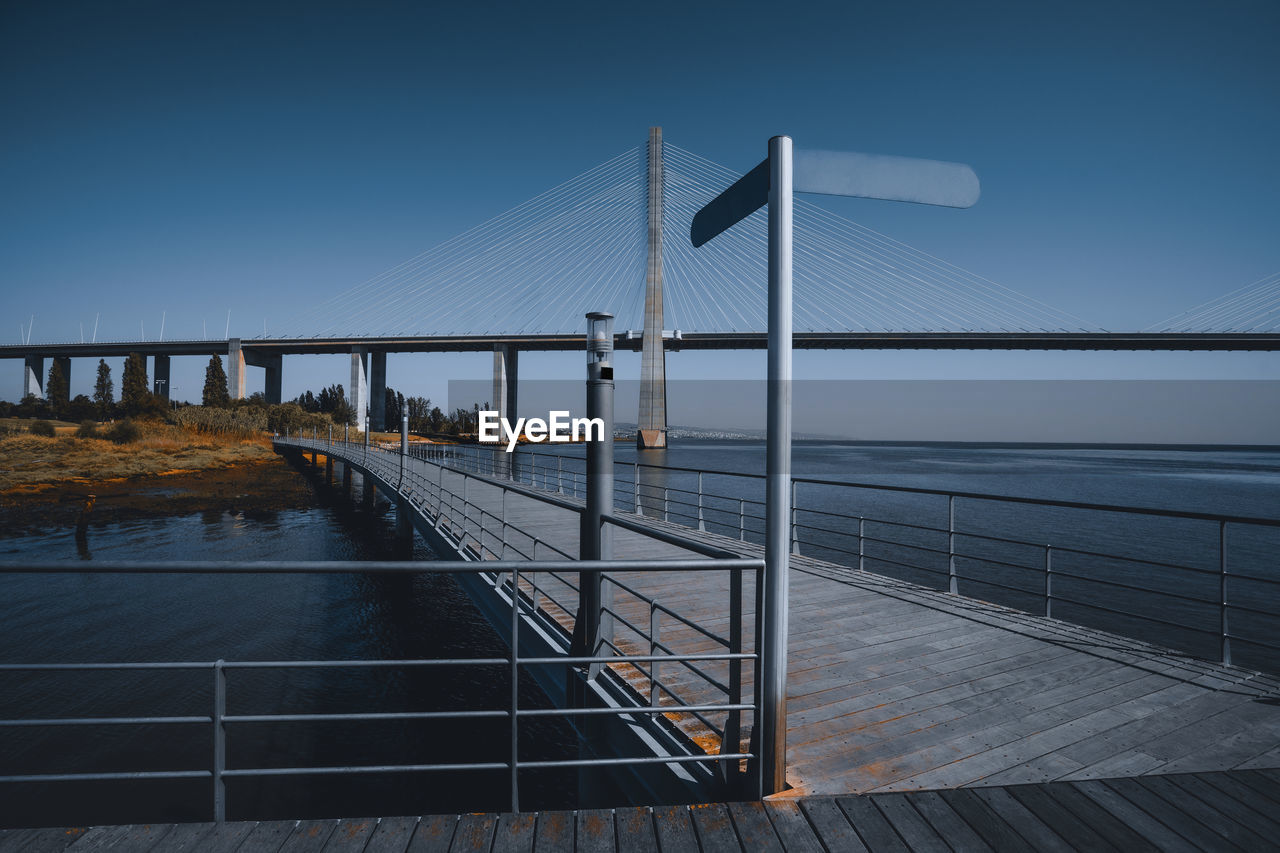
4,129,1279,442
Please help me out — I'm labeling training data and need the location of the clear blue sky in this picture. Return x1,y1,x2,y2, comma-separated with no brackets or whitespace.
2,0,1278,414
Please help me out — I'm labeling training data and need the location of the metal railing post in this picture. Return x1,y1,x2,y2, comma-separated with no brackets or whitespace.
1220,521,1231,666
649,603,660,707
725,567,743,789
557,456,563,494
213,660,226,823
664,487,669,522
790,480,800,555
634,462,641,514
948,495,958,594
858,516,865,572
1044,545,1053,619
738,499,745,541
697,471,705,531
510,565,520,813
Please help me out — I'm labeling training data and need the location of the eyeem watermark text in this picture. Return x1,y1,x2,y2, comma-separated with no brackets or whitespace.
478,411,605,452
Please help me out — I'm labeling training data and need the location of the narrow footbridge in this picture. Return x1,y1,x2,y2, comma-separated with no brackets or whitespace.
275,433,1280,804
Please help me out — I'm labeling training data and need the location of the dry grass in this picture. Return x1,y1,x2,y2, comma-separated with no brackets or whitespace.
0,423,277,494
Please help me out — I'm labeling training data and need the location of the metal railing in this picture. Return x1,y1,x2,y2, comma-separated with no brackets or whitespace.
0,558,763,822
280,434,756,748
429,443,1280,672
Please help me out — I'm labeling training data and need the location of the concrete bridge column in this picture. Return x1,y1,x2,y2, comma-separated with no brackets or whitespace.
23,355,44,399
493,345,518,424
342,463,352,496
52,356,71,403
228,339,246,400
362,476,374,508
350,348,369,431
370,352,387,431
152,355,170,401
262,354,282,405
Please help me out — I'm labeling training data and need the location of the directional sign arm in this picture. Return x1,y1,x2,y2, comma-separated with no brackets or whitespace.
793,149,979,208
690,158,770,247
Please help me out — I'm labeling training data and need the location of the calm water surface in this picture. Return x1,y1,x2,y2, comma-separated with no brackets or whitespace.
0,482,576,827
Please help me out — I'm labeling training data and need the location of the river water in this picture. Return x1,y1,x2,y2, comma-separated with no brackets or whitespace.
2,442,1279,826
507,441,1280,671
0,475,577,827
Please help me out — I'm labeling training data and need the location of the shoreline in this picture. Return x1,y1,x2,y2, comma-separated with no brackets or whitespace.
0,455,317,536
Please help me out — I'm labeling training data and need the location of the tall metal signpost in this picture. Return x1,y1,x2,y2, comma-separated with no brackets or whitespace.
693,138,979,794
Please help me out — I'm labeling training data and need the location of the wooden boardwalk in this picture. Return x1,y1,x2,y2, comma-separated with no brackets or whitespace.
290,445,1280,801
8,769,1280,851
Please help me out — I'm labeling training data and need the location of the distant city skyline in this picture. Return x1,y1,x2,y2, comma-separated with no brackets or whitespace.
2,1,1277,437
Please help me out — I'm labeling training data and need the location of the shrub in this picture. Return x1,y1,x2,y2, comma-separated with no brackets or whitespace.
76,420,99,438
29,420,56,437
174,405,268,437
105,419,141,444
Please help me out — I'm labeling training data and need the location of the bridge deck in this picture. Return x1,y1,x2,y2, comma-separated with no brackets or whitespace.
7,769,1280,851
416,456,1280,797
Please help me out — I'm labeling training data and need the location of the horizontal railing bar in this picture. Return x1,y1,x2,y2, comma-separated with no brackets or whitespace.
1043,569,1218,604
224,710,509,723
0,770,211,783
519,653,755,665
861,553,949,577
0,558,762,575
517,704,752,717
222,762,508,777
518,753,752,770
603,515,745,560
227,659,509,668
0,716,211,727
1041,593,1220,634
0,662,215,672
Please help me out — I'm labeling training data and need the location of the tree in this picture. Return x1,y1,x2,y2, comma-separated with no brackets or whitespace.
93,359,114,418
45,360,69,418
202,355,230,407
120,353,150,416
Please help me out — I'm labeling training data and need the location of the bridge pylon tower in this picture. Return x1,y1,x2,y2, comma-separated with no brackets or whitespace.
637,126,667,449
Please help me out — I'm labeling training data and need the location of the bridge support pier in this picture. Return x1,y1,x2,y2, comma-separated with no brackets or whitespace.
23,355,44,399
259,354,282,405
350,349,369,432
493,345,517,477
51,356,71,404
228,339,246,400
370,352,387,431
362,476,374,509
325,456,333,485
395,498,413,546
152,355,170,402
342,463,352,496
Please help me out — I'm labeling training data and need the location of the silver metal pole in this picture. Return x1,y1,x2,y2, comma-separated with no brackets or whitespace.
575,312,615,680
213,659,226,822
1220,521,1230,665
401,414,409,483
762,134,792,795
948,496,958,594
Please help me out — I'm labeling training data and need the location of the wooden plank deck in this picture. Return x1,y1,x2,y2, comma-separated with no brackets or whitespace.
314,447,1280,796
7,769,1280,851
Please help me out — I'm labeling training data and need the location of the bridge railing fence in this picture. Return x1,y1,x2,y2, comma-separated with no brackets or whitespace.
0,558,764,824
424,442,1280,674
278,437,758,766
